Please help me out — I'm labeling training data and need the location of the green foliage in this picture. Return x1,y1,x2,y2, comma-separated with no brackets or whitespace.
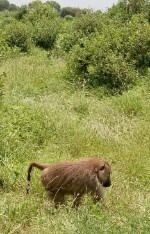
60,7,80,17
5,21,32,52
0,10,16,27
0,0,17,12
107,1,129,23
0,0,149,92
8,3,18,11
64,15,73,21
108,0,150,22
0,0,9,11
0,31,9,57
15,5,28,20
45,1,61,12
0,29,20,59
24,2,58,24
73,11,103,36
28,0,41,9
66,41,137,92
66,14,150,92
55,12,103,54
55,31,78,54
33,18,61,50
22,2,61,50
124,14,150,68
126,0,150,16
103,14,150,69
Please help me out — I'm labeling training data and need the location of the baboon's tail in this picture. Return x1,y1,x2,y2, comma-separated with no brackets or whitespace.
26,162,49,194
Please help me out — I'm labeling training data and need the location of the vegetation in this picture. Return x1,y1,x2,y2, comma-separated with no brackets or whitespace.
0,0,18,11
0,0,9,11
60,7,80,18
0,0,150,233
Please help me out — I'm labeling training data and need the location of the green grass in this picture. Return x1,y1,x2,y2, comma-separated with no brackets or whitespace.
0,49,150,234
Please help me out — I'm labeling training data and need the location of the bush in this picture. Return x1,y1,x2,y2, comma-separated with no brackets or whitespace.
0,31,9,58
65,14,149,92
124,14,150,69
60,7,80,17
33,18,61,50
15,5,28,20
96,14,150,70
5,21,32,52
0,30,20,59
55,31,79,53
45,1,61,12
66,42,138,92
55,11,103,53
107,0,150,23
23,2,61,50
24,2,58,25
73,11,103,36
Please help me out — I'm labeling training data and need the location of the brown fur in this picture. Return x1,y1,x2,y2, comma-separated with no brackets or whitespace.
27,158,112,208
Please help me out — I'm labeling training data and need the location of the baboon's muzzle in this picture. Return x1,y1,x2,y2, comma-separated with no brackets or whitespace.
103,178,111,187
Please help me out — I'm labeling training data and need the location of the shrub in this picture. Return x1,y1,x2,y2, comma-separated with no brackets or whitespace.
5,21,32,52
107,0,150,23
33,18,61,50
55,32,79,53
60,7,80,18
97,14,150,70
55,11,103,53
24,2,58,25
15,5,28,20
124,14,150,69
66,14,149,92
73,11,103,36
23,2,61,50
66,33,138,92
45,1,61,12
0,31,9,58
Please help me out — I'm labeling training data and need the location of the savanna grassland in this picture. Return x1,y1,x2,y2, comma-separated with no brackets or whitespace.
0,1,150,233
1,49,150,234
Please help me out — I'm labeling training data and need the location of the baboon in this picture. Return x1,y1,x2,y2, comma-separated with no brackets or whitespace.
27,158,112,208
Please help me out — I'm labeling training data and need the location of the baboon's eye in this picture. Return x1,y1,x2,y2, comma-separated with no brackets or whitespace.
100,165,105,170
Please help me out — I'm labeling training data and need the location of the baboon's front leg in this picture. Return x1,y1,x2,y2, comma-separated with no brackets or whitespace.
92,178,104,203
72,193,82,208
50,190,65,208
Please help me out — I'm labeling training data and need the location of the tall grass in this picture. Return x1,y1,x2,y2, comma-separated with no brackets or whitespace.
0,50,150,233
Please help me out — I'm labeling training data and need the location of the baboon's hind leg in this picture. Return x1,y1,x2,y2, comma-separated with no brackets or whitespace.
50,190,65,208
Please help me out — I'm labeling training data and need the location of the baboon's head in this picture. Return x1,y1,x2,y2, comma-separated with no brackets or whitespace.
97,160,112,187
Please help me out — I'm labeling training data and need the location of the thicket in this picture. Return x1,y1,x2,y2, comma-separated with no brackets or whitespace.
66,14,150,92
5,21,32,52
0,0,150,92
24,2,61,50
